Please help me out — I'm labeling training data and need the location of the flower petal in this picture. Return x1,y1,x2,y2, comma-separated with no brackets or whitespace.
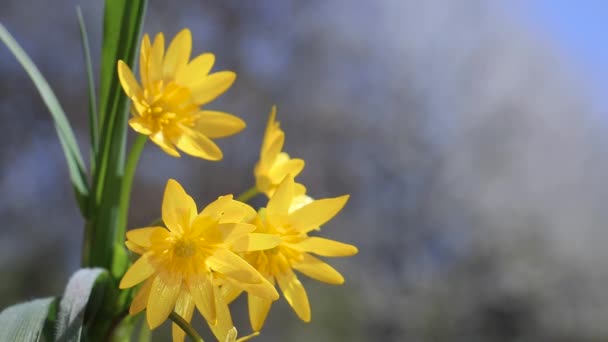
195,111,246,139
147,275,181,329
292,253,345,284
276,268,310,322
139,34,151,89
209,287,234,342
172,290,196,342
187,274,216,325
117,60,143,100
125,241,146,255
201,195,257,223
148,33,165,85
268,158,305,183
190,71,236,106
126,227,167,248
175,53,215,87
267,175,294,220
129,117,153,135
231,233,281,252
287,237,358,257
201,222,256,246
248,292,273,332
150,131,181,157
288,195,349,233
163,29,191,81
173,126,223,161
206,249,263,284
129,277,154,315
119,254,155,289
162,179,197,234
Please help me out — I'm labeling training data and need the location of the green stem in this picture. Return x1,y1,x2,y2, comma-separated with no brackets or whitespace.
169,312,204,342
116,134,147,238
235,186,260,203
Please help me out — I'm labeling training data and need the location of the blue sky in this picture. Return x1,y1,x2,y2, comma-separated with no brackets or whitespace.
518,1,608,109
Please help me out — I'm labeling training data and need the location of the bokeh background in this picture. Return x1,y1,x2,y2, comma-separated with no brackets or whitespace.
2,0,608,341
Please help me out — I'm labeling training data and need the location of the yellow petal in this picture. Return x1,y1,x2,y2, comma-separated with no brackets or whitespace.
288,194,313,214
267,175,294,219
248,293,273,332
195,111,246,139
129,118,153,135
119,254,155,289
236,331,260,342
201,195,257,223
125,240,146,255
117,60,143,100
260,130,284,170
221,283,244,304
276,269,310,322
163,29,191,81
126,227,167,248
139,34,151,89
292,253,345,284
173,126,223,161
201,222,256,246
289,195,349,233
209,287,234,342
150,131,181,157
187,274,217,324
175,53,215,87
190,71,236,106
162,179,197,234
268,158,305,183
287,237,358,257
231,233,281,252
207,249,263,284
172,290,196,342
148,33,165,85
129,277,154,315
147,275,181,329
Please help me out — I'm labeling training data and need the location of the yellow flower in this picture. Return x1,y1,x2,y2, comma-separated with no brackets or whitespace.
254,106,306,196
118,29,245,160
229,175,358,331
119,179,280,341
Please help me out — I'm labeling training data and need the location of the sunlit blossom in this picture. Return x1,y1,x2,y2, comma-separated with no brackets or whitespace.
118,29,245,160
119,179,279,341
226,175,358,331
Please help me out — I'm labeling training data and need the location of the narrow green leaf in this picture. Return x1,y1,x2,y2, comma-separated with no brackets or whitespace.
0,22,89,215
86,0,147,271
55,268,108,342
0,297,55,342
76,6,99,173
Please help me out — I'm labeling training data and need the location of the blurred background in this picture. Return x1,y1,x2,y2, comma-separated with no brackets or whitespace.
2,0,608,341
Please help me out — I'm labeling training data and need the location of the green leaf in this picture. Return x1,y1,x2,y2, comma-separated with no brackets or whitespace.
0,22,89,215
55,268,108,342
86,0,147,272
0,297,56,341
76,6,99,173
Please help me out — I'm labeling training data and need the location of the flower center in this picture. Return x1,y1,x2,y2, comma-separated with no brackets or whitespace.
142,82,200,132
173,238,197,258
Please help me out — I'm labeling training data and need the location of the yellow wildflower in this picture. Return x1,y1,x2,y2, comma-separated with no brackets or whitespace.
118,29,245,160
119,179,279,341
229,175,358,331
254,106,305,196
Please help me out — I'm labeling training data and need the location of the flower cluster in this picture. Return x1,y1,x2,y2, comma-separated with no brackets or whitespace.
119,29,357,341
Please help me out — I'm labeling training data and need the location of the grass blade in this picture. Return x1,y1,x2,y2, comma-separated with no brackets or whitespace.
76,7,99,172
0,22,89,215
